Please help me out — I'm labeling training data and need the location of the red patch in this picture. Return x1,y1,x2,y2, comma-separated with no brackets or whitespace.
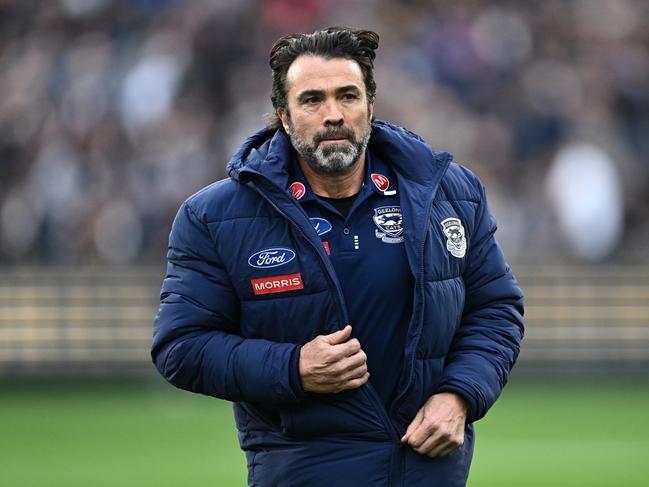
251,273,304,295
289,182,306,200
322,241,330,255
371,173,390,191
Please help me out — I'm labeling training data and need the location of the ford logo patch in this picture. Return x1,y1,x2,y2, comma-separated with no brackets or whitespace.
309,217,332,236
248,248,296,268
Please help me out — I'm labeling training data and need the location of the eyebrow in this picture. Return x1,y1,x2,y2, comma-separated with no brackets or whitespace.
296,85,362,101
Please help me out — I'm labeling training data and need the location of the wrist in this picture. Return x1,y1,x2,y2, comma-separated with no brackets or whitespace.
438,391,469,416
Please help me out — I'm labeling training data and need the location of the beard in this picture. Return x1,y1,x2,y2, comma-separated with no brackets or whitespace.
285,113,371,175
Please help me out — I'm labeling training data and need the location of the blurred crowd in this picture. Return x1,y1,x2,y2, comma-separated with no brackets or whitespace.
0,0,647,265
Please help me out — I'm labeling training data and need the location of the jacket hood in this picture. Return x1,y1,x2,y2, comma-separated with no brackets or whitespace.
226,120,453,186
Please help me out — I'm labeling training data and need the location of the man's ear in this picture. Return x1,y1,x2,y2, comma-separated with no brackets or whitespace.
369,99,375,121
278,110,290,133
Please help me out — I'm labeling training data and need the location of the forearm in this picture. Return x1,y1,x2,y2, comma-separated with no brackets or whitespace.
153,303,305,404
437,294,524,422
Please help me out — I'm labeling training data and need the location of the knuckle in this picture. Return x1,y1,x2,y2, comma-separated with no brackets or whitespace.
422,420,437,434
324,347,341,361
330,362,345,375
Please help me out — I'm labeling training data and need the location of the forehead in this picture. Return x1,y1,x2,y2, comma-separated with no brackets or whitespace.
285,55,365,97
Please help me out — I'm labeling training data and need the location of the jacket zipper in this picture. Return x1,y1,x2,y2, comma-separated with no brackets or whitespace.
389,189,437,422
248,178,401,443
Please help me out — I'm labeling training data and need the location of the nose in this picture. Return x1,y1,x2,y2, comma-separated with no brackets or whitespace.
322,99,344,126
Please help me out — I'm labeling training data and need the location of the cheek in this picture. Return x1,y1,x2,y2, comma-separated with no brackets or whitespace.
352,111,371,135
292,122,319,147
298,124,317,142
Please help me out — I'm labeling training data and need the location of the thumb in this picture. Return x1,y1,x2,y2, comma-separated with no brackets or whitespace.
322,325,352,345
401,408,424,443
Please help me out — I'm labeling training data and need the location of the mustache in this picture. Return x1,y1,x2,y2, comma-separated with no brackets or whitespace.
313,126,355,145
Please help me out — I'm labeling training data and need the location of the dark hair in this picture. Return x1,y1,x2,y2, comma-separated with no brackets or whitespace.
267,26,379,130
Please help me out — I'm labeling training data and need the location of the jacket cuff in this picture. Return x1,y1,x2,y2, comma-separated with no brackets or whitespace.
288,345,307,398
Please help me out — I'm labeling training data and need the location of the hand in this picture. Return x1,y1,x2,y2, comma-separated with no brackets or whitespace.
299,325,369,394
400,392,468,457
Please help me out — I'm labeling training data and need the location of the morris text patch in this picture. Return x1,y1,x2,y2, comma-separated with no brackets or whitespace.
251,273,304,295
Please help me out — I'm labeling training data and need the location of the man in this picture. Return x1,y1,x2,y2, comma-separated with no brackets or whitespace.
152,27,524,487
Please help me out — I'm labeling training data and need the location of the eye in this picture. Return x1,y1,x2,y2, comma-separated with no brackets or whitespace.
303,97,320,105
342,93,359,101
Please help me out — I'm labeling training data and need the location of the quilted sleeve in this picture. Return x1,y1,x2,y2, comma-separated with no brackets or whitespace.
151,201,305,404
436,180,524,423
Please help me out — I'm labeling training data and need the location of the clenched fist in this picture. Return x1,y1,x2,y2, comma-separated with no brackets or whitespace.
299,325,369,393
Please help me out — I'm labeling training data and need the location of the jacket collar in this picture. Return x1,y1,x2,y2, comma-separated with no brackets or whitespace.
367,120,452,189
284,147,399,204
227,120,453,193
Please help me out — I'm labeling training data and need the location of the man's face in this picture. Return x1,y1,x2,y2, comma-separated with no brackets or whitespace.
279,55,374,175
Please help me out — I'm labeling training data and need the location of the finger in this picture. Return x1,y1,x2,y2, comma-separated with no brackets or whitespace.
414,434,441,456
426,430,464,458
340,362,368,381
334,338,362,357
401,409,424,443
322,325,352,345
435,442,460,458
407,419,440,449
326,354,367,383
427,439,458,458
335,349,367,372
339,371,370,391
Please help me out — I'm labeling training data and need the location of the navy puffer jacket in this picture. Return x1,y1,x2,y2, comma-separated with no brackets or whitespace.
151,121,524,486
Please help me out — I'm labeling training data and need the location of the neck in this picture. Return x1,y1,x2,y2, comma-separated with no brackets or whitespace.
298,152,366,198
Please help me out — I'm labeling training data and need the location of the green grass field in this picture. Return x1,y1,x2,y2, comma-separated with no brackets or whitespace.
2,375,648,486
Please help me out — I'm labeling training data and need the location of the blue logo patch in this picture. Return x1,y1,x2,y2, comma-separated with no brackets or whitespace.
310,217,332,236
248,248,296,268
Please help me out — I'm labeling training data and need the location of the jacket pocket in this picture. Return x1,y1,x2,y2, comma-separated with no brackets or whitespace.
419,277,465,358
239,290,338,344
279,388,389,441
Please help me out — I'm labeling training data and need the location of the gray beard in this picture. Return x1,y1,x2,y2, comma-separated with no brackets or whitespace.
286,120,371,176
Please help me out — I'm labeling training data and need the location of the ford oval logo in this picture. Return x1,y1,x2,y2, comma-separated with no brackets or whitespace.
248,248,296,268
309,217,332,236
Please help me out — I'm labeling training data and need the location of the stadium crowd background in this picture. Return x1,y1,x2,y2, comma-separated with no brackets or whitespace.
1,0,648,266
2,3,648,485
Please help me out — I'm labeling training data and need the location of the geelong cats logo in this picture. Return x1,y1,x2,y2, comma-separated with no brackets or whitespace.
441,218,466,258
373,206,404,244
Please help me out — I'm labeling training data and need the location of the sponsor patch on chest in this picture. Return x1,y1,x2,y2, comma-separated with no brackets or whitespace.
251,273,304,295
371,173,390,191
289,182,306,200
248,248,296,268
373,206,404,244
309,217,332,236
